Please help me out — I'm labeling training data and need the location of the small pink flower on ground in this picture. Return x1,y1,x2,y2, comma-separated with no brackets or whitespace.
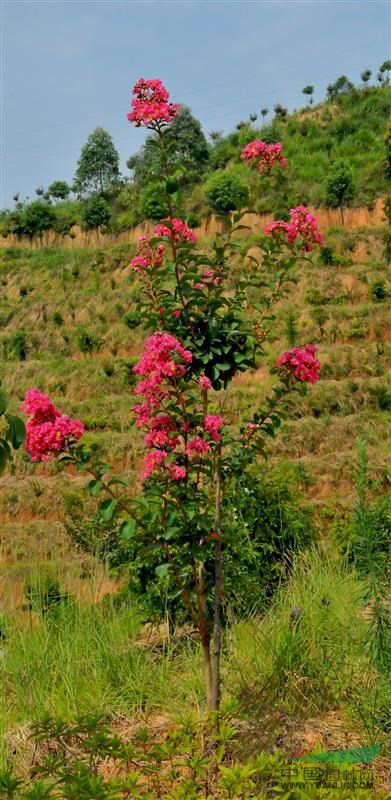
127,78,179,127
240,140,287,174
22,390,84,462
172,309,181,318
199,375,212,391
204,414,225,442
154,218,197,243
194,283,204,290
276,344,321,384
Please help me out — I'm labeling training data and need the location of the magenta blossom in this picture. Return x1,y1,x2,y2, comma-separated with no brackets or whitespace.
185,437,210,457
204,414,225,442
240,140,287,174
21,389,84,462
130,237,165,272
265,206,324,252
199,375,212,391
154,218,197,243
276,344,321,384
127,78,179,127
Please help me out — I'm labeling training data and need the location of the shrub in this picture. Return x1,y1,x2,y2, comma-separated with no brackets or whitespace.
10,330,28,361
205,170,249,215
123,310,141,329
53,311,64,326
368,384,391,411
370,279,388,302
81,195,111,231
77,329,100,354
20,201,56,238
138,182,168,221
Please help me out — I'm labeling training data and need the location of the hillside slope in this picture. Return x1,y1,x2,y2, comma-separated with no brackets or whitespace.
0,217,389,609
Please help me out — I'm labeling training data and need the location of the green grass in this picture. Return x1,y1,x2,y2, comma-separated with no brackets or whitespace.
1,551,390,763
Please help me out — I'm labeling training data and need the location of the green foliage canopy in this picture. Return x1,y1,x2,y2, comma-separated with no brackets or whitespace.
205,170,249,215
74,127,120,195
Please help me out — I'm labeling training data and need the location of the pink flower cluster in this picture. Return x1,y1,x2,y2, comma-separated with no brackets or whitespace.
133,335,222,481
141,450,187,482
265,206,324,252
204,415,224,442
130,236,165,272
240,140,287,174
154,218,197,243
276,344,321,384
21,389,84,462
127,78,179,127
199,375,212,391
133,333,192,481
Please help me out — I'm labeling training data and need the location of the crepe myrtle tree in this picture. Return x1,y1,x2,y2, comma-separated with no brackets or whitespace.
21,78,324,714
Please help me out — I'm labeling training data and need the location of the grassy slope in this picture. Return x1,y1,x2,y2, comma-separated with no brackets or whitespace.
0,222,389,590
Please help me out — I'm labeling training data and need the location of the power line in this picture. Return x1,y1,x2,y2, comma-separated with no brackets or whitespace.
3,34,388,142
4,56,390,164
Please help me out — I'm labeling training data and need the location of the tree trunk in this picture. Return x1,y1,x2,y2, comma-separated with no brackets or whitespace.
340,204,345,226
202,638,213,712
211,446,223,711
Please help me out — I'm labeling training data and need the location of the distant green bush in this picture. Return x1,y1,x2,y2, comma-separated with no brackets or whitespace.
205,170,249,215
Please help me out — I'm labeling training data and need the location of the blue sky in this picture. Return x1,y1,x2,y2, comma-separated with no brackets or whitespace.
1,0,389,207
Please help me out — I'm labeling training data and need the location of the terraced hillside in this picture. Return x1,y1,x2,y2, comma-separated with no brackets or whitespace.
0,217,389,610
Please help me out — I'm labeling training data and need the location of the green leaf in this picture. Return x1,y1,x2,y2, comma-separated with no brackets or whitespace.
100,498,117,521
155,563,170,579
0,391,7,416
0,441,10,474
165,178,178,195
120,518,136,540
7,415,26,449
88,479,103,496
107,476,129,488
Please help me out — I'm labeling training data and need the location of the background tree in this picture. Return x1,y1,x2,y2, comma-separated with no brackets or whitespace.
127,137,159,186
138,183,168,221
209,130,223,144
326,159,355,225
167,105,210,180
302,85,314,106
20,201,56,241
326,75,354,100
48,180,71,201
81,194,111,232
379,60,391,86
260,107,269,118
249,112,258,124
128,107,209,188
360,69,372,87
205,170,249,215
274,103,288,119
74,127,120,195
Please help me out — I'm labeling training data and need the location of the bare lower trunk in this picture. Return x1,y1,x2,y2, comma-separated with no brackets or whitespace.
340,204,345,226
211,446,223,711
202,639,213,711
